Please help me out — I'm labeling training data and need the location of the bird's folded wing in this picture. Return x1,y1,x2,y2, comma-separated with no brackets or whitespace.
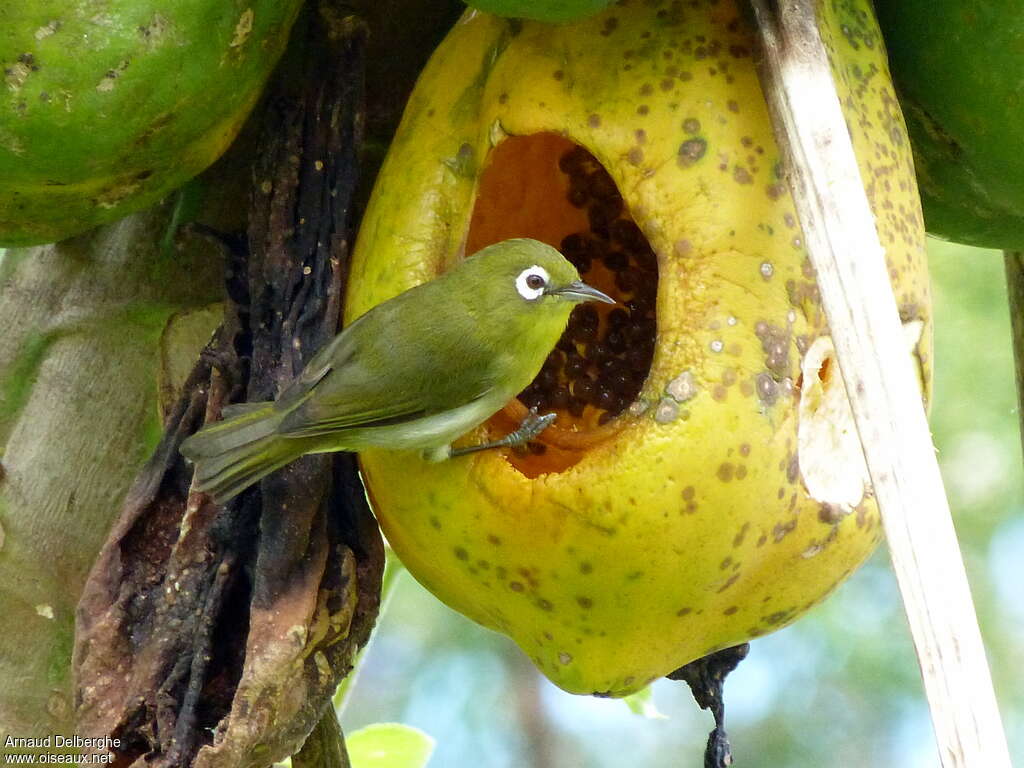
274,285,506,439
276,339,499,439
276,390,432,438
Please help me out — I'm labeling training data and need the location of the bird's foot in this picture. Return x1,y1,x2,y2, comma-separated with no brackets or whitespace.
510,407,557,445
448,407,557,458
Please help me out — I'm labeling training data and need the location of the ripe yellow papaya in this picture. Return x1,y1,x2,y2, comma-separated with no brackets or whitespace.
0,1,302,246
347,0,931,696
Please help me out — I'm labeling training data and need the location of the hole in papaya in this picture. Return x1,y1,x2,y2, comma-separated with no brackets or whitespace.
465,132,658,476
817,356,832,384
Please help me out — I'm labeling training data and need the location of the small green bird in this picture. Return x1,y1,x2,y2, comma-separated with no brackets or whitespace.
180,238,613,503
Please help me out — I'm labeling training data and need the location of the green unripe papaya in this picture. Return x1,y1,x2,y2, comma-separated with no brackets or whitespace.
0,1,303,246
876,0,1024,249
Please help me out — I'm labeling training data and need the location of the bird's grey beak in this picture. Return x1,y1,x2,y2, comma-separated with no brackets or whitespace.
554,280,615,304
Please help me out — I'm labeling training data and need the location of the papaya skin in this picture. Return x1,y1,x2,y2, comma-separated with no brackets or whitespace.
0,1,303,246
347,0,931,696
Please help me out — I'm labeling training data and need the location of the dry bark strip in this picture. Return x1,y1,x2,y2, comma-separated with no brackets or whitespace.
73,8,384,767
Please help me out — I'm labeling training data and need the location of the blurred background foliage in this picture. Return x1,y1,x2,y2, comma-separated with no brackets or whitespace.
339,237,1023,767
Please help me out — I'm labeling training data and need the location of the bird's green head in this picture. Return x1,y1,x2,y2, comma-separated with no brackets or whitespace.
463,238,614,312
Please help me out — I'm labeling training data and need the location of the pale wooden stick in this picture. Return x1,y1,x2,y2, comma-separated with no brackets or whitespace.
747,1,1012,765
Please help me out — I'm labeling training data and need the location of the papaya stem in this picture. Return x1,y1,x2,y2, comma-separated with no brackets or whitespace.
667,644,749,768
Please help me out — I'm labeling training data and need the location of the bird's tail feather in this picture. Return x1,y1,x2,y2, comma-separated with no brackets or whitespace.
180,403,306,504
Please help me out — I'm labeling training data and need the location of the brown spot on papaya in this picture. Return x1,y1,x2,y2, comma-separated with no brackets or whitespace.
787,453,800,483
717,573,741,592
678,137,707,167
818,503,847,524
763,608,796,626
773,518,797,541
723,606,739,615
717,462,734,482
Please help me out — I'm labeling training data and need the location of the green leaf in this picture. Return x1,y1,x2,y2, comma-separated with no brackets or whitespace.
347,723,435,768
463,0,614,24
622,687,668,720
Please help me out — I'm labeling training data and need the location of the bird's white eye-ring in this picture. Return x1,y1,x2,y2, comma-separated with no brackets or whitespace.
516,265,549,300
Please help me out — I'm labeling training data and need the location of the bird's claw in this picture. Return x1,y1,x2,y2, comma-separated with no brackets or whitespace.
520,407,557,441
447,408,557,459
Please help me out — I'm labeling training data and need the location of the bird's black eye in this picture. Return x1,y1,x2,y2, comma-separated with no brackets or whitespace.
516,265,550,300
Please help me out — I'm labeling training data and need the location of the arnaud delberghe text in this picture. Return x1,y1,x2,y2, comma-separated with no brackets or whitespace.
5,736,121,750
